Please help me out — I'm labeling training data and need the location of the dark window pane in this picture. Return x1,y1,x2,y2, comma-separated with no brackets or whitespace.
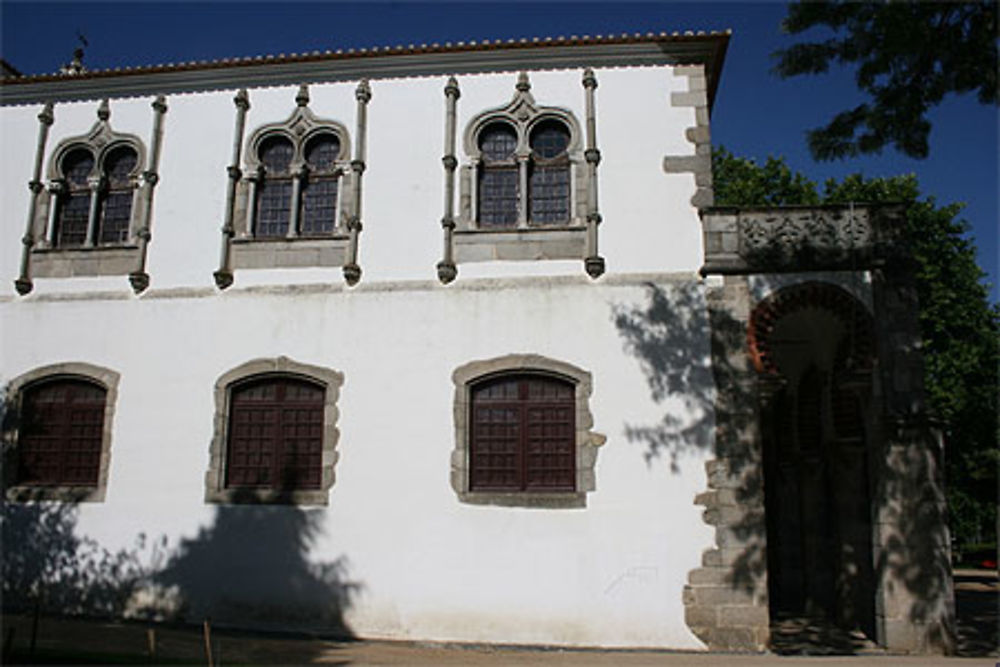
530,121,570,159
226,376,325,491
529,165,570,225
57,192,91,247
57,149,95,248
255,179,292,237
259,136,294,174
469,374,575,492
98,146,139,245
479,123,517,162
478,168,519,228
99,191,133,244
301,177,338,236
18,379,106,486
305,134,340,172
62,149,95,186
104,146,138,187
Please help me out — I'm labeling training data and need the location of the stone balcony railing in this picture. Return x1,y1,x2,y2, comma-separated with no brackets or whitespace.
699,203,907,275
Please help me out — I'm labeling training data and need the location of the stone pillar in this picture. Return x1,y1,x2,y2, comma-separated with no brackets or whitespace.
870,234,955,653
343,79,370,286
582,68,605,279
437,76,460,284
129,95,167,294
214,89,249,290
15,102,55,295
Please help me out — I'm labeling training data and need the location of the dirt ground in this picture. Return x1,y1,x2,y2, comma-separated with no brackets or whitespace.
2,569,995,665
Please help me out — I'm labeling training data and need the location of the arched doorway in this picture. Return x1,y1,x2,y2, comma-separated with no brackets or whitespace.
749,282,878,647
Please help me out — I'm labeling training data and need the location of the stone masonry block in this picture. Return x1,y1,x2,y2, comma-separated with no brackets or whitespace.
671,90,708,108
694,585,755,608
701,549,723,567
687,75,707,91
684,605,718,627
719,605,769,627
673,65,705,77
685,126,711,144
662,154,709,174
691,187,714,209
687,567,731,586
703,627,758,651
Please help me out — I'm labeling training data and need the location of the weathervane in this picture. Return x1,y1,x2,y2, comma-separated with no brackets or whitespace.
59,31,88,75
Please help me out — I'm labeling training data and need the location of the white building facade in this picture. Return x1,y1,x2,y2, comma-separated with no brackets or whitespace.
1,34,953,653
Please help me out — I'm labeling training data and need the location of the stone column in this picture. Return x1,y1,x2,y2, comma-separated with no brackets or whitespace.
582,68,605,278
129,95,167,294
437,76,460,284
15,102,55,295
214,89,249,290
869,221,955,653
343,79,370,286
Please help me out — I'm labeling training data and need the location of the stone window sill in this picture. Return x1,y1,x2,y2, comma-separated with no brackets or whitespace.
454,226,586,263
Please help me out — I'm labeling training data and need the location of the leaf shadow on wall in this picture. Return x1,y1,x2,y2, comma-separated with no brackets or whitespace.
613,281,768,647
153,486,360,640
2,389,361,660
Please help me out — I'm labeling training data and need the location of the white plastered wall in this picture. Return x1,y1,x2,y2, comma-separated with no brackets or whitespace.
0,64,714,648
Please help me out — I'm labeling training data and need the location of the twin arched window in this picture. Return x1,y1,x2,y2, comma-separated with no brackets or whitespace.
52,143,140,248
476,118,572,228
248,128,346,239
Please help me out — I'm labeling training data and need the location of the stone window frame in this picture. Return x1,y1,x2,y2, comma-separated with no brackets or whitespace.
205,357,343,506
2,362,120,503
455,75,589,264
30,105,147,280
231,102,354,271
450,354,604,509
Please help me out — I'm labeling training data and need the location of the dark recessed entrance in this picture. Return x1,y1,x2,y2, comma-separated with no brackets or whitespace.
751,283,878,652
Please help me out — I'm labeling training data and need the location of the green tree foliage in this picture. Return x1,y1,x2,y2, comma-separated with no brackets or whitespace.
773,1,998,160
714,147,999,550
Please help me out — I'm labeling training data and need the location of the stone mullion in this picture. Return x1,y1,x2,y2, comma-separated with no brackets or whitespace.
582,68,605,278
129,95,167,294
343,79,370,286
287,167,304,239
517,154,529,228
437,76,460,284
45,181,65,247
83,174,103,248
214,89,250,290
15,102,55,295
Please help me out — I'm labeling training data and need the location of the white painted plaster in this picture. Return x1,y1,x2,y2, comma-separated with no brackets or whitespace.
1,63,714,649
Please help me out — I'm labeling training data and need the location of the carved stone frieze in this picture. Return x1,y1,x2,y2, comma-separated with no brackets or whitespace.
737,208,871,258
700,204,899,276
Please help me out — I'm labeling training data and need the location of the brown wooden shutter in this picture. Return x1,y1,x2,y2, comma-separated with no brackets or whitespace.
470,374,575,492
19,379,105,486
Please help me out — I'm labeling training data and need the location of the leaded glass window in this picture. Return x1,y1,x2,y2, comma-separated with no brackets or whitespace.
300,133,341,236
477,123,519,228
470,373,575,492
255,136,295,238
529,121,571,225
226,376,325,491
98,146,138,244
56,149,95,248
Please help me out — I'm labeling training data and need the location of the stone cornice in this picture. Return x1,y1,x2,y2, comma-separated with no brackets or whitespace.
1,33,730,107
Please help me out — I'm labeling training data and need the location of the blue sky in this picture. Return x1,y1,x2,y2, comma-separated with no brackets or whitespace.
2,1,996,300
